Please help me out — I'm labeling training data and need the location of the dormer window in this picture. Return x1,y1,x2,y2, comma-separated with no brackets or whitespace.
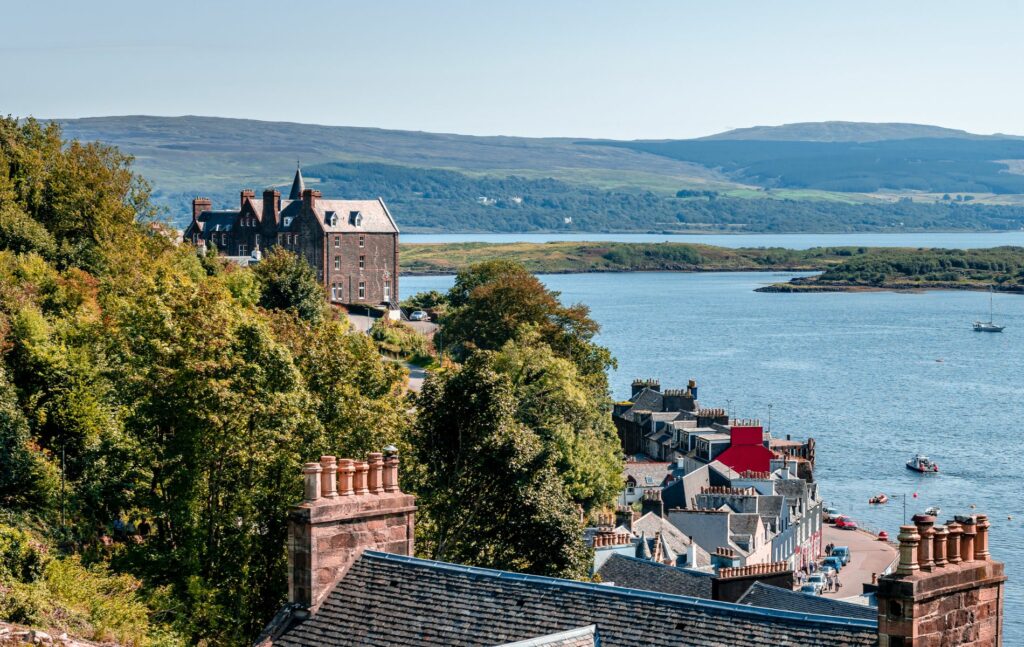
349,211,363,227
328,211,338,227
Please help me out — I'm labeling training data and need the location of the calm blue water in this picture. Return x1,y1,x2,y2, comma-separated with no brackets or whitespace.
403,231,1024,249
404,271,1024,641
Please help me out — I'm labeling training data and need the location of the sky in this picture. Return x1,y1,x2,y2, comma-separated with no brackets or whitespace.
3,0,1023,139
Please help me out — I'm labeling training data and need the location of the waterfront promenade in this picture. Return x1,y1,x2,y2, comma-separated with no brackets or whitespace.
822,525,897,599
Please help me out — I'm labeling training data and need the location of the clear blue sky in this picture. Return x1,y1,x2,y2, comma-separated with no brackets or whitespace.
4,0,1022,139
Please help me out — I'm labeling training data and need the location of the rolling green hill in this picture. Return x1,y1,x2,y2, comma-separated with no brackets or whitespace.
52,115,1024,233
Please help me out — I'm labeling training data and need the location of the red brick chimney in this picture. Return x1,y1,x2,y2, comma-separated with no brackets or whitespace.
878,512,1005,646
240,188,256,208
287,450,416,611
192,197,212,219
262,189,281,224
302,188,321,214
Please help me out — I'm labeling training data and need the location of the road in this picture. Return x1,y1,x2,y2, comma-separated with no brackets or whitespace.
821,525,897,599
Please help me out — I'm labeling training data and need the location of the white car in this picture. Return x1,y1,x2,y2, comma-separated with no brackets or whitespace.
409,310,430,322
806,573,827,594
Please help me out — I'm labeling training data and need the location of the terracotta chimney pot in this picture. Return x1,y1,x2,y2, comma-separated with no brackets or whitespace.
959,516,977,562
319,456,338,498
896,525,921,575
368,452,384,494
337,459,355,496
912,514,936,571
383,455,400,492
945,521,963,564
975,514,991,560
302,462,322,502
354,461,370,495
932,525,948,567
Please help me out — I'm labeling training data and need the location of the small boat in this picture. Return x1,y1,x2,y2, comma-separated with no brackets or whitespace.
973,288,1004,332
907,454,939,473
869,493,889,505
925,506,941,517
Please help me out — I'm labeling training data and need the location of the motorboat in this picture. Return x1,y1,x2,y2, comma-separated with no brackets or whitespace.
907,454,939,473
869,493,889,504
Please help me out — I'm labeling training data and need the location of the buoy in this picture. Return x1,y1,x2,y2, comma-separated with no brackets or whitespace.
970,504,976,509
878,530,889,541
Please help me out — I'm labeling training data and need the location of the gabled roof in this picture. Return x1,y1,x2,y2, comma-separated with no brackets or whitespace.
631,512,695,559
596,553,713,599
623,461,671,488
737,582,878,622
274,551,877,647
497,625,597,647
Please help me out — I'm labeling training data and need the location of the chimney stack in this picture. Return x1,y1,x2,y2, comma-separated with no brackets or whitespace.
878,512,1005,646
288,450,416,611
240,189,255,208
303,188,321,213
262,189,281,224
192,197,212,220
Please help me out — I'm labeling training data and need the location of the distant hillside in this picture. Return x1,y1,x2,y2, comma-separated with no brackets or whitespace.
700,121,999,143
50,115,1024,233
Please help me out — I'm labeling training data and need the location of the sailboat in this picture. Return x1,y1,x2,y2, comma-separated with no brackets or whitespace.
973,288,1004,332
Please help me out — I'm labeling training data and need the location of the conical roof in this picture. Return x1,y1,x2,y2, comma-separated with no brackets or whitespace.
635,531,652,560
659,532,678,565
288,164,305,200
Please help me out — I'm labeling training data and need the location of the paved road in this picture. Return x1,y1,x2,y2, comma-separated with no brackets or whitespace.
820,525,897,599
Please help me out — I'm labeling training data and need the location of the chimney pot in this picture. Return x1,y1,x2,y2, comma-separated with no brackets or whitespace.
945,521,963,564
338,458,355,496
896,524,921,575
912,513,936,571
975,514,991,560
932,525,948,567
319,456,338,498
960,517,977,562
368,452,384,494
354,461,370,495
383,455,400,492
302,462,322,502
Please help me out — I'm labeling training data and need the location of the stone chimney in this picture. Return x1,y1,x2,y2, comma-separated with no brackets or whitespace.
878,512,1005,646
240,189,256,207
712,561,793,603
631,378,660,398
302,188,321,214
287,450,416,611
192,197,212,219
263,189,281,224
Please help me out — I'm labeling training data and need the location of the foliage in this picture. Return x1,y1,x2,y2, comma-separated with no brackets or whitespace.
400,289,448,315
0,117,412,646
815,246,1024,288
251,247,326,323
409,354,590,579
368,317,432,364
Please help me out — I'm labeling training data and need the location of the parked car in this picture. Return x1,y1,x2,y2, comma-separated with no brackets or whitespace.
834,515,859,530
823,556,844,572
409,310,430,322
799,583,820,596
820,563,837,576
830,546,851,565
806,573,827,593
823,506,841,523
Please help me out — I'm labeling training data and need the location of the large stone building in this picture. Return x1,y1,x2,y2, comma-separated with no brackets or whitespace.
183,167,400,307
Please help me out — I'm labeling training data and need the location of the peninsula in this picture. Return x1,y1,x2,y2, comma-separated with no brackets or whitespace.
398,241,1024,292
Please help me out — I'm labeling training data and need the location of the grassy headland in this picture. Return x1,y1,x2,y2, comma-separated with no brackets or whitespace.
399,242,1024,292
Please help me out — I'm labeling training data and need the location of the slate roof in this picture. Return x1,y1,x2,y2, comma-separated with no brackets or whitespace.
631,512,695,560
627,388,663,413
289,166,305,200
737,582,878,622
498,625,596,647
274,551,877,647
623,462,671,488
596,553,713,599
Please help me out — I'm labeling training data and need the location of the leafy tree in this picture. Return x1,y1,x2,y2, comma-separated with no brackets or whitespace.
409,354,589,579
0,366,55,510
251,247,326,323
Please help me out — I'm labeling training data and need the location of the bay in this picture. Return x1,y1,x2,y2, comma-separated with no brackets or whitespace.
403,231,1024,249
402,270,1024,643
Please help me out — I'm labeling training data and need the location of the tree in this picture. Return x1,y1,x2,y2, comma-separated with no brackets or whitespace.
251,247,326,323
442,260,614,380
409,354,590,579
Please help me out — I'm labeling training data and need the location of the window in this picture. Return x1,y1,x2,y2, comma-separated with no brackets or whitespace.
358,235,365,248
358,255,365,270
358,281,365,300
349,211,363,227
329,212,338,227
334,235,340,248
331,283,341,301
221,233,227,246
277,234,283,245
254,234,260,246
383,280,391,302
238,244,247,256
192,233,198,243
334,256,340,270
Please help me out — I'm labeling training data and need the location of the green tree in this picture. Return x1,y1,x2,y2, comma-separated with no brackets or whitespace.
410,354,590,579
251,247,326,323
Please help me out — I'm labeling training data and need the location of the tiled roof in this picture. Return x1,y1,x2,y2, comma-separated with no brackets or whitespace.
623,462,671,488
631,512,693,557
737,582,878,622
497,625,596,647
274,551,877,647
596,553,713,599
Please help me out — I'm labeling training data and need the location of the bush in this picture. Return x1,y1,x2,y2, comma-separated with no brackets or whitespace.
368,318,432,364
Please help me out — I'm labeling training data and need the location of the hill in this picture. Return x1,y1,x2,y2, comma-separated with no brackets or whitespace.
52,116,1024,233
700,121,997,143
